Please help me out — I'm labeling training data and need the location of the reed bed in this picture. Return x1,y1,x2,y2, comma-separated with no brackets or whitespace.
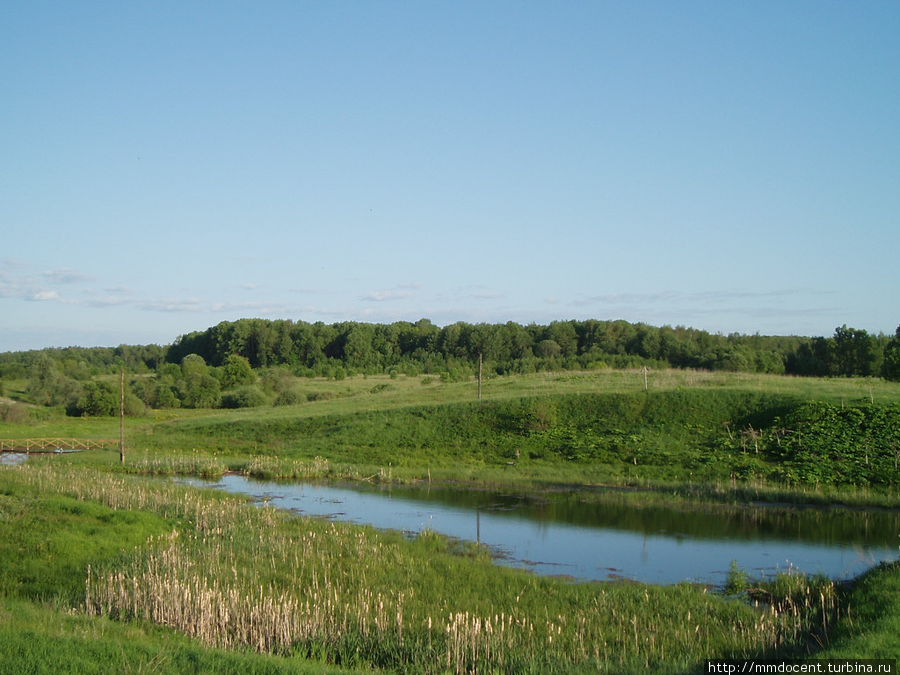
7,463,845,673
127,451,229,479
239,455,344,481
127,453,385,485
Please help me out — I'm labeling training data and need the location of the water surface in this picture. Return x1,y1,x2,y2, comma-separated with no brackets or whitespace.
187,475,899,586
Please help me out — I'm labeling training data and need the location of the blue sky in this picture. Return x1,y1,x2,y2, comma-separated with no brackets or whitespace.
2,1,898,351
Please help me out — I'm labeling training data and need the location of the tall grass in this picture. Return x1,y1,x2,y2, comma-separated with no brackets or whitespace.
3,463,855,673
110,386,898,506
0,596,351,674
8,369,899,505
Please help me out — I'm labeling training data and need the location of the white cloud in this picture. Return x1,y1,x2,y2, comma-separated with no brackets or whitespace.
84,295,133,308
31,290,60,301
362,288,416,302
0,262,95,303
42,268,95,284
575,288,833,307
139,298,207,313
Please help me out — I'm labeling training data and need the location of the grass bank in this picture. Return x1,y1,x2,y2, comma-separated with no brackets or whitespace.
0,465,348,673
116,386,899,507
0,597,351,674
3,462,891,673
4,369,899,507
816,562,900,657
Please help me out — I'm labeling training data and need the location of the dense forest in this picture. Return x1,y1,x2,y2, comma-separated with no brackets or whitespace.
1,318,899,415
164,319,899,378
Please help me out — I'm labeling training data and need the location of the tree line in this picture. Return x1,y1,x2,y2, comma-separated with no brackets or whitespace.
1,319,899,416
165,318,899,380
2,318,899,382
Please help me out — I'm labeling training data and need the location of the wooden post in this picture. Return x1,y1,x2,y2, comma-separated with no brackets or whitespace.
642,366,649,391
478,351,483,401
476,508,481,544
119,369,125,465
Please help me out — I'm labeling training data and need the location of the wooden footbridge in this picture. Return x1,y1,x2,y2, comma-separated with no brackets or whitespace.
0,438,118,453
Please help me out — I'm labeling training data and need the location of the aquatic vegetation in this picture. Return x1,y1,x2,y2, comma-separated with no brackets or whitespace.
1,463,865,673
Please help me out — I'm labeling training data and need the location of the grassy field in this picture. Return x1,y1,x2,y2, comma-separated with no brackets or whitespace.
3,462,892,673
3,369,899,504
814,562,900,659
7,366,900,430
1,368,897,670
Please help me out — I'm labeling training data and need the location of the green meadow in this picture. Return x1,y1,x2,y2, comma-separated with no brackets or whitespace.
8,368,892,505
1,368,898,671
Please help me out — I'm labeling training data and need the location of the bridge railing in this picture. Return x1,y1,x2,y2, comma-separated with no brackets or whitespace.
0,438,119,452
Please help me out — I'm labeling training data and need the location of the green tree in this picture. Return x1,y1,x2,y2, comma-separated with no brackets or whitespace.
546,321,579,357
221,354,255,389
26,354,61,406
220,385,267,408
832,325,876,376
74,381,146,416
26,354,83,409
787,337,832,376
465,323,500,361
342,323,378,370
883,326,900,381
535,339,562,359
76,381,118,416
178,355,221,408
503,322,534,360
628,324,661,360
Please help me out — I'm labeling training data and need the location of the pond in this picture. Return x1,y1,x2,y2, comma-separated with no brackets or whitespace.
185,475,899,586
0,450,81,465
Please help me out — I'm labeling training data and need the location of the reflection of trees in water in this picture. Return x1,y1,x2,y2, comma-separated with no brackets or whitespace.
383,485,899,548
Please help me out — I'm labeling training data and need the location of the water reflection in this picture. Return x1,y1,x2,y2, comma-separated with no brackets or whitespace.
186,475,899,586
0,453,27,466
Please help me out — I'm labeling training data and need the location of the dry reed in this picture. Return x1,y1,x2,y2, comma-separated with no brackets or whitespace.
6,463,839,673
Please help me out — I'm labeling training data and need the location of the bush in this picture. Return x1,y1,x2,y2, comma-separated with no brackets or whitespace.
74,382,117,416
761,402,899,486
306,391,335,402
220,386,267,409
440,368,471,383
724,561,749,595
259,367,295,395
273,389,305,406
0,402,29,424
220,354,255,389
70,382,146,417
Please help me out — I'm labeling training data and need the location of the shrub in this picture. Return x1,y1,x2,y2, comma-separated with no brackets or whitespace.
0,402,28,424
220,386,267,409
306,391,335,402
273,389,305,406
724,561,749,595
220,354,255,389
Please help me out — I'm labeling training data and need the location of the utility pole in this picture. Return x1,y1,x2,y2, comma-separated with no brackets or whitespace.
477,351,483,401
476,508,481,545
119,368,125,465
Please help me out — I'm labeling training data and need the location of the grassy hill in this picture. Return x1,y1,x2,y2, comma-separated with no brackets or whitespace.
1,368,898,671
3,368,898,503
